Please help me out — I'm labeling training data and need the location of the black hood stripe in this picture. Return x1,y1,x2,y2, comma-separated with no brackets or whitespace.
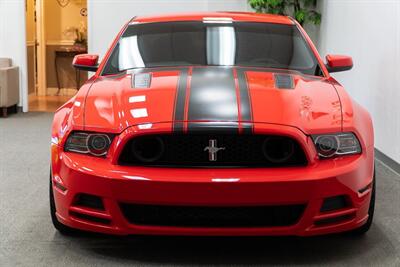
236,69,253,133
187,67,239,133
173,68,189,132
171,67,254,133
187,122,241,133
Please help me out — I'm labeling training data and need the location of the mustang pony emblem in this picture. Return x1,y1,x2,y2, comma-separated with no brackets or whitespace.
204,140,225,161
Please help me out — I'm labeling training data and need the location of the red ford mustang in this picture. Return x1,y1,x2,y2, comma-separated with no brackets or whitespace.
50,12,375,236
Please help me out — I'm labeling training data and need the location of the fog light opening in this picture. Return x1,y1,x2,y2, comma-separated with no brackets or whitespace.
74,193,105,211
320,195,350,212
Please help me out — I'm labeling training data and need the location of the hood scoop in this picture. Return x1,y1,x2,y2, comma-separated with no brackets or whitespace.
132,73,152,88
274,74,294,89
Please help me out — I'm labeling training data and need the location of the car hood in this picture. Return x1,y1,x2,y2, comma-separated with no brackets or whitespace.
83,67,342,134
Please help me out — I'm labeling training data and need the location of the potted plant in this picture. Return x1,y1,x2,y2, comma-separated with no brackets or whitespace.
248,0,321,26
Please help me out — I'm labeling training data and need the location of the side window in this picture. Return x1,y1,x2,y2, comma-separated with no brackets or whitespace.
102,43,120,75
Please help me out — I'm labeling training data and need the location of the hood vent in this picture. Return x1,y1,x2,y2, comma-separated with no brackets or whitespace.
133,73,152,88
274,74,294,89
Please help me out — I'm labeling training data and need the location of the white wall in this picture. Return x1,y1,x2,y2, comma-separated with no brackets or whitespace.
318,0,400,163
0,0,28,112
88,0,249,58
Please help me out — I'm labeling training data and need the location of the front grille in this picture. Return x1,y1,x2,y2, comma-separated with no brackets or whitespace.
118,134,308,167
119,203,306,228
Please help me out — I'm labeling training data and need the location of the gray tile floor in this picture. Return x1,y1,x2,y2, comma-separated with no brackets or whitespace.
1,112,400,266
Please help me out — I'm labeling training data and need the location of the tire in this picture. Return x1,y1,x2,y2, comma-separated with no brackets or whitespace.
49,172,76,235
349,168,376,235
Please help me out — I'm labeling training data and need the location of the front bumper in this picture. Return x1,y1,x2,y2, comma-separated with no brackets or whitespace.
51,143,374,236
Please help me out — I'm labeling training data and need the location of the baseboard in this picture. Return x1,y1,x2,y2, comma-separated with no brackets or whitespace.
375,148,400,174
46,87,77,96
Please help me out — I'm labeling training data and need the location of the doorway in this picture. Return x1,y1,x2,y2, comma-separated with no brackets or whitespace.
26,0,88,112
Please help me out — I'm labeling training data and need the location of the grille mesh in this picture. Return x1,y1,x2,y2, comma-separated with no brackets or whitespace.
118,134,307,167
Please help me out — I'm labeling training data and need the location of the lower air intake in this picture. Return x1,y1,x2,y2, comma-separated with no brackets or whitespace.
119,203,306,228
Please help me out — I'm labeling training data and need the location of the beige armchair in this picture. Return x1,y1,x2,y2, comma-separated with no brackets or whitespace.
0,58,19,117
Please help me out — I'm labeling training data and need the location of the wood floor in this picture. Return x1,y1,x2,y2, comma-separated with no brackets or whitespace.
29,95,73,112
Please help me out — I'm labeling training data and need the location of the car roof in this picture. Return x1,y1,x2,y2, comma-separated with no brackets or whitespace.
130,12,294,25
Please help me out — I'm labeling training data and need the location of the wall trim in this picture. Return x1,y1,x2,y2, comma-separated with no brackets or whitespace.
36,0,47,97
375,148,400,175
46,40,75,46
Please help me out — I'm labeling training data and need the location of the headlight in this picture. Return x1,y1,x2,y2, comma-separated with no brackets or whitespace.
312,132,361,158
65,132,113,156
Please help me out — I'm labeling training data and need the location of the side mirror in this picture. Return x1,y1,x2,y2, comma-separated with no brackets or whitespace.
325,54,353,73
72,54,99,72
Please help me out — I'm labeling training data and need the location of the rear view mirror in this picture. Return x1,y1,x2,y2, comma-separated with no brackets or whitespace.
325,54,353,73
72,54,99,72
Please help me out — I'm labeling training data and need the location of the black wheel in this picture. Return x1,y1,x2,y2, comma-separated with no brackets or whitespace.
349,168,376,235
49,172,76,235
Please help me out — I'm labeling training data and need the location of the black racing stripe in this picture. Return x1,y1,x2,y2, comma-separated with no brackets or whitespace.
236,69,253,134
187,67,239,133
173,68,188,132
187,122,240,134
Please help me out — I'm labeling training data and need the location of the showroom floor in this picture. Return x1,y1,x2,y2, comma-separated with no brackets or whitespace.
1,112,400,266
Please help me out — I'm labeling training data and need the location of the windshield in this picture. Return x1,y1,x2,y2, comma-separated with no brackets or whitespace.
102,21,321,76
